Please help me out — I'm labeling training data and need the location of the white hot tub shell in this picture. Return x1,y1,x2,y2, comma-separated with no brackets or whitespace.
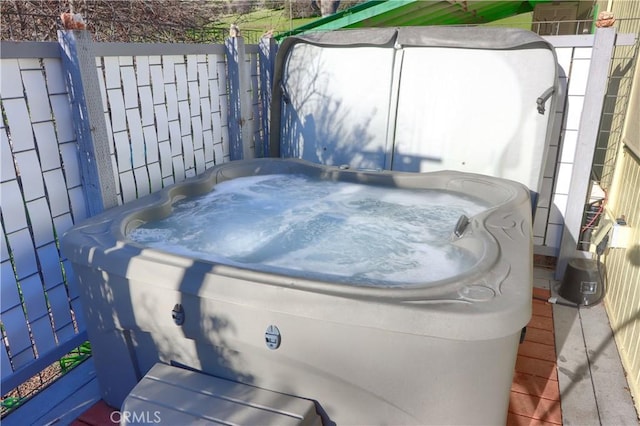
62,27,559,425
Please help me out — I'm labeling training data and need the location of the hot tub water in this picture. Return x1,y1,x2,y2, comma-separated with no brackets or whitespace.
128,174,490,286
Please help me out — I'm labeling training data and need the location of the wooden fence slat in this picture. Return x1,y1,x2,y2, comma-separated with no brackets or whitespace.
53,214,74,243
175,62,188,101
67,186,87,223
14,150,45,201
1,340,13,380
20,274,48,320
182,134,195,171
30,315,57,356
32,122,62,172
150,63,165,104
1,59,23,98
103,56,121,90
172,156,185,182
43,169,71,217
158,141,172,180
48,94,76,143
203,130,214,164
107,88,127,132
136,55,150,86
120,170,137,203
148,163,162,193
139,86,154,126
121,65,138,110
126,109,146,169
154,104,169,143
1,261,21,312
2,307,32,368
1,128,16,182
178,100,191,138
6,229,38,279
133,167,150,198
114,131,132,172
26,198,54,247
165,83,179,121
169,121,181,157
37,242,63,290
1,181,28,233
143,126,159,163
47,284,73,331
22,69,52,123
43,58,66,95
3,98,35,152
189,80,201,118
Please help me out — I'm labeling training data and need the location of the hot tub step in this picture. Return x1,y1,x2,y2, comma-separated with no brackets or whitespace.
121,363,321,426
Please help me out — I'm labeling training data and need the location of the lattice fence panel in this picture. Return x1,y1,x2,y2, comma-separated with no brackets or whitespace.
1,55,84,378
95,50,232,204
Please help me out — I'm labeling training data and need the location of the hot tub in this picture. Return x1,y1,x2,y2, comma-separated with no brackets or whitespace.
63,158,534,425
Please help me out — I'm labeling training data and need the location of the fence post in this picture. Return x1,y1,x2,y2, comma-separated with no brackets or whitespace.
555,27,617,280
225,36,254,160
258,36,278,158
58,30,118,216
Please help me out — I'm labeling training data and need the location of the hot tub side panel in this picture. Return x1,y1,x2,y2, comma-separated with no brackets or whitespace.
73,262,522,425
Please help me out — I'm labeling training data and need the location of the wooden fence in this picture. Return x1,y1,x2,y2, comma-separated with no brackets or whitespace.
0,28,636,399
